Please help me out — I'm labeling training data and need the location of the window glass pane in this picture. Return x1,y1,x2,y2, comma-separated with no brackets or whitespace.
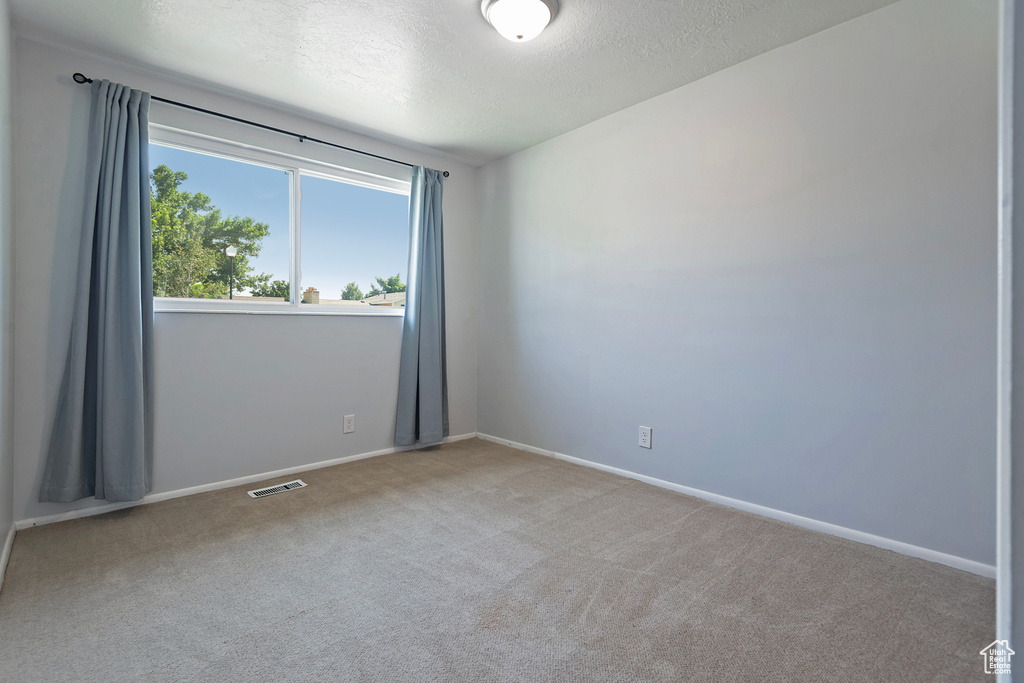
150,144,291,301
299,175,410,308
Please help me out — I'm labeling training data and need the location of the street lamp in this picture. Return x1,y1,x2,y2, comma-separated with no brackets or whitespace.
224,246,237,299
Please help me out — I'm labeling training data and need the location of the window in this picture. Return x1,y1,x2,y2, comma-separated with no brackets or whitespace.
300,174,410,308
149,126,411,314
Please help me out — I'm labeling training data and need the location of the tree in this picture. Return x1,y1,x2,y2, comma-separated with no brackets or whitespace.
341,282,363,300
150,165,273,298
250,276,290,299
366,273,406,298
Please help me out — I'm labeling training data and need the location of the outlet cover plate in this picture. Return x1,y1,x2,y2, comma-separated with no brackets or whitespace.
343,414,355,434
639,426,652,449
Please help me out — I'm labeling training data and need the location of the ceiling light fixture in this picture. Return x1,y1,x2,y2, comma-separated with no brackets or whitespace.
481,0,558,43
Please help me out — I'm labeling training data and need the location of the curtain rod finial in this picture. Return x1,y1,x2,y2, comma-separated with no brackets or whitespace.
72,73,93,84
443,171,449,178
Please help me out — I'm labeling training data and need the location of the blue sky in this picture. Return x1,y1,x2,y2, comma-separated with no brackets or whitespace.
150,144,410,299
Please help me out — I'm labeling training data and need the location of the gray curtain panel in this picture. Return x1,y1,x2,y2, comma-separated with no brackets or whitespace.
39,80,154,503
395,167,448,446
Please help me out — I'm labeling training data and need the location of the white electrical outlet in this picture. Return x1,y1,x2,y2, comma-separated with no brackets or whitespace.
343,414,355,434
639,426,652,449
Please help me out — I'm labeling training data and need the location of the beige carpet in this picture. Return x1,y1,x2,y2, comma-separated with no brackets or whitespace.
0,438,994,682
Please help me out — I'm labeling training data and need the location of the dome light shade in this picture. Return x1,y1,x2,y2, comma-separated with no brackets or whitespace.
481,0,558,42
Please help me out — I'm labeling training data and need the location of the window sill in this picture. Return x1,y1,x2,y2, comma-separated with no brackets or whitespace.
154,302,405,317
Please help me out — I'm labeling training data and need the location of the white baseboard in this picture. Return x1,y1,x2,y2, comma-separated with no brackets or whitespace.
476,433,996,579
0,522,15,594
15,432,479,531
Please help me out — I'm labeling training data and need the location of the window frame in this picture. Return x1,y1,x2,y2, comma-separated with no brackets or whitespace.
149,124,411,317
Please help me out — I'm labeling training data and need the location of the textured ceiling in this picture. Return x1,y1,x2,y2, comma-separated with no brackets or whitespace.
12,0,899,166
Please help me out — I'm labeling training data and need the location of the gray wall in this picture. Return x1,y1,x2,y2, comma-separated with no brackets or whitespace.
477,0,998,565
0,0,11,538
12,37,478,522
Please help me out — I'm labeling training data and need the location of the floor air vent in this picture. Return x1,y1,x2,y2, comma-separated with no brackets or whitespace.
247,479,308,499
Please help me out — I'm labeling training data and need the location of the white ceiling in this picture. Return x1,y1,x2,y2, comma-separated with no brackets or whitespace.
12,0,899,166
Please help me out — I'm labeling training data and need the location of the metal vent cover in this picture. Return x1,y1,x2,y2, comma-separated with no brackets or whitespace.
247,479,308,498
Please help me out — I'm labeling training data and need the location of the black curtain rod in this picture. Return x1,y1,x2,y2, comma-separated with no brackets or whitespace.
72,72,449,178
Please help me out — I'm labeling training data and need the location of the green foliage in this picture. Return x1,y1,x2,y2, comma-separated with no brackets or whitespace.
250,275,290,299
366,273,406,298
150,164,272,298
341,282,364,300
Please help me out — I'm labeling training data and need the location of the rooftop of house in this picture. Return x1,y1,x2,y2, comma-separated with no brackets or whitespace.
360,291,406,307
